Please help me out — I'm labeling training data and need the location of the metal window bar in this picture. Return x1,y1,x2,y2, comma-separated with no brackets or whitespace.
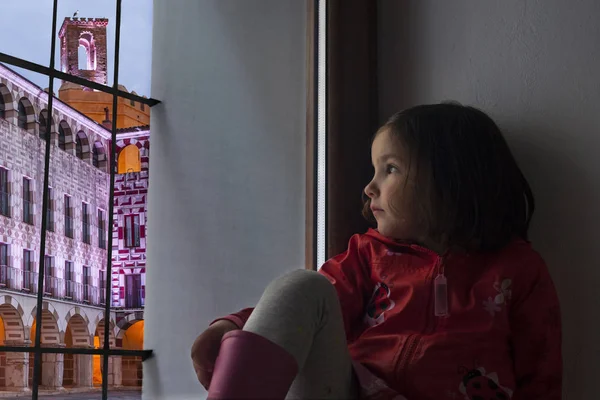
0,1,157,399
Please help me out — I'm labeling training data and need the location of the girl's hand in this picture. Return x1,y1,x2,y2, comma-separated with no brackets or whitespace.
190,319,239,390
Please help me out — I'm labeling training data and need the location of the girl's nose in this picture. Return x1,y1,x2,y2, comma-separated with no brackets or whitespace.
364,180,377,198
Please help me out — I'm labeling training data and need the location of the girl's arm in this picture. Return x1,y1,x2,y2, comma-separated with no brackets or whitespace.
510,254,562,399
212,234,371,341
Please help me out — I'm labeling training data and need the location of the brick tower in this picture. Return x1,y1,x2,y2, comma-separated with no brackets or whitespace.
58,17,109,86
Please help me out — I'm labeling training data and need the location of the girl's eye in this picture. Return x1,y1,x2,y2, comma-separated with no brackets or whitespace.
386,165,399,174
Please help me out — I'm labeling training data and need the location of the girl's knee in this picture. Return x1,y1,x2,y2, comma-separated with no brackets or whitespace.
268,269,335,298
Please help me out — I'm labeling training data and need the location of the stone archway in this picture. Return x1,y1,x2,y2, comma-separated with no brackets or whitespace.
0,84,15,121
38,109,56,143
28,306,62,390
0,297,27,391
16,97,35,133
93,317,118,387
92,141,108,171
63,309,92,388
75,130,91,162
116,314,143,387
58,120,74,153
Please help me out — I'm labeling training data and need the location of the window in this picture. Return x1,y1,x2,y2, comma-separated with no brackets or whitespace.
124,214,140,248
0,1,157,397
22,249,33,291
76,139,82,157
46,187,54,232
99,270,106,305
0,168,9,217
140,102,145,111
0,243,8,287
125,274,142,308
76,131,90,161
22,177,33,225
64,261,74,298
98,209,106,249
38,110,52,141
43,255,54,296
0,94,5,119
82,202,91,244
17,100,27,129
58,123,66,150
64,195,73,238
83,266,91,302
117,144,141,174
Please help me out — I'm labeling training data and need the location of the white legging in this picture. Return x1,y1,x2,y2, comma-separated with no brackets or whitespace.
244,269,359,399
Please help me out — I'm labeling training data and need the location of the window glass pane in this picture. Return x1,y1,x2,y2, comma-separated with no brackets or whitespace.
55,1,117,89
1,66,57,305
111,108,148,398
0,2,155,398
0,1,53,66
118,0,153,128
111,355,143,393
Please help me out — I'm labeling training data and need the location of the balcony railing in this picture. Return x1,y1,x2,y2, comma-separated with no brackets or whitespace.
99,281,106,305
22,270,38,293
84,284,98,304
0,265,17,289
64,280,83,301
0,267,104,307
125,288,144,309
43,276,63,298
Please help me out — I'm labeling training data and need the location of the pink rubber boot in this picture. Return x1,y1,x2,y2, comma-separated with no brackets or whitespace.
207,330,298,399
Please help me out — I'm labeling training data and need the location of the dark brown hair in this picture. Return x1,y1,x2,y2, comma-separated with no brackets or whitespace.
362,103,534,252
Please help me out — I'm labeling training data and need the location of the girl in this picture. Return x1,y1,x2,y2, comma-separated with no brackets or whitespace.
191,103,562,399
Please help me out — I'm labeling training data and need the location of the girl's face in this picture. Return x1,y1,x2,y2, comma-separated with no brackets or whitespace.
364,129,423,242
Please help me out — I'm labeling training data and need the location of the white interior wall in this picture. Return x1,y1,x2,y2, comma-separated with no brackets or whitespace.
379,1,600,398
145,1,306,398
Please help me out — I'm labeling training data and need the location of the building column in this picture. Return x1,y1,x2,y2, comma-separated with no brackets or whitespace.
111,355,122,387
74,346,93,388
41,344,65,390
3,340,30,391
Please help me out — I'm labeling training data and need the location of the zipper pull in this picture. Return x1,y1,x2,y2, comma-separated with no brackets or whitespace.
434,273,449,317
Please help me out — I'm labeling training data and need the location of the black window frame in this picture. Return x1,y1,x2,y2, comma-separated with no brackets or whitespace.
0,1,160,398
